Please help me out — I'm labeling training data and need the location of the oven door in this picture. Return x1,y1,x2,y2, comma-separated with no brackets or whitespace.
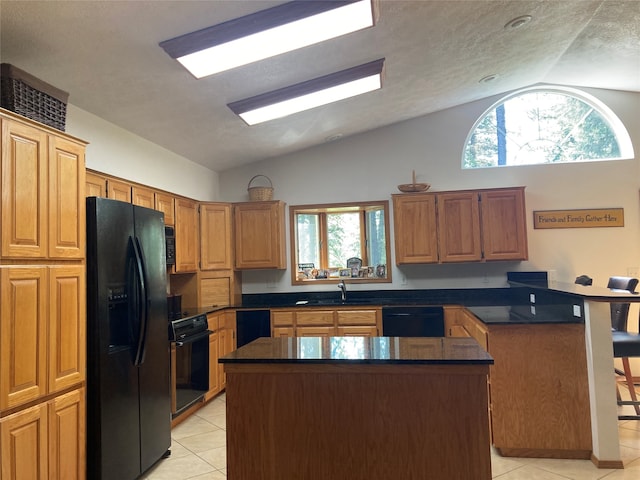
170,330,212,417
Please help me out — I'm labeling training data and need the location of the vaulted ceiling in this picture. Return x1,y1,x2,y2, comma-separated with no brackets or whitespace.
1,1,638,172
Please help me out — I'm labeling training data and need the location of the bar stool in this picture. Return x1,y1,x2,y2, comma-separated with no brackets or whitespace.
608,276,640,419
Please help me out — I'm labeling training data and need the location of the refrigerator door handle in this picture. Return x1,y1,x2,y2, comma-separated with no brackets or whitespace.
132,237,149,366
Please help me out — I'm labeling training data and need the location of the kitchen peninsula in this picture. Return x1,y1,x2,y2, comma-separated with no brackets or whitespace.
220,336,493,480
508,280,640,469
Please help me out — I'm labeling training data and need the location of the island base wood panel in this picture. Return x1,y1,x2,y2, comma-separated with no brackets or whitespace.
488,323,592,459
224,364,491,480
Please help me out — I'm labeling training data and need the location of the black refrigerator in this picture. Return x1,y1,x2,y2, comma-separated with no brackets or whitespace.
86,197,171,480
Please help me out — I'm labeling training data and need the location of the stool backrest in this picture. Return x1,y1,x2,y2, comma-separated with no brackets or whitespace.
607,276,639,332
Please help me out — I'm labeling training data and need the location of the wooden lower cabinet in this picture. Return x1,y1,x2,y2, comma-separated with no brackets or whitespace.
445,306,591,459
296,326,335,337
0,402,47,480
488,324,591,458
337,325,378,336
205,311,236,401
0,387,85,480
48,388,85,480
270,308,380,337
224,360,491,479
272,326,295,338
207,331,220,401
1,265,85,411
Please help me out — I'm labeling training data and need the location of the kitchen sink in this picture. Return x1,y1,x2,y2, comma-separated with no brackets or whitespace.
298,298,376,306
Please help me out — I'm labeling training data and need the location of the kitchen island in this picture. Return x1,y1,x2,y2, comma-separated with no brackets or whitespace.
220,336,493,480
508,281,640,468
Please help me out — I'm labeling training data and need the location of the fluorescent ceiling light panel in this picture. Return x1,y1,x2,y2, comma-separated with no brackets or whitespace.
228,59,384,125
159,0,376,78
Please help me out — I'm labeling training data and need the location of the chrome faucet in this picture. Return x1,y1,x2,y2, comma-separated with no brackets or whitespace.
337,281,347,302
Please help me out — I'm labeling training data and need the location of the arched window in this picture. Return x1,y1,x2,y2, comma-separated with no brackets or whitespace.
463,86,634,168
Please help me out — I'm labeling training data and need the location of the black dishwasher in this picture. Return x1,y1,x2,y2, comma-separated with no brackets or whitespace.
382,306,445,337
236,310,271,348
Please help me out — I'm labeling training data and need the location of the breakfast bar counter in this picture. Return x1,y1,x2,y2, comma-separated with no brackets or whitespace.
509,281,640,468
220,336,493,480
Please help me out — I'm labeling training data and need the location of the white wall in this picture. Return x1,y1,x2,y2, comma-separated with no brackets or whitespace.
66,105,220,201
219,87,640,295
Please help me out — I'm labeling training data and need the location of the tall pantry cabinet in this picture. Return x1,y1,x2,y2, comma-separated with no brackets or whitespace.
0,108,86,480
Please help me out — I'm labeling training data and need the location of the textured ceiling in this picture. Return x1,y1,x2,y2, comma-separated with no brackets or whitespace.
1,0,639,172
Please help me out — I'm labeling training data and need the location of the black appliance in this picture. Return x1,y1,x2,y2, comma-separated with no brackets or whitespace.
86,197,171,480
169,313,212,416
236,310,271,348
382,306,445,337
165,226,176,266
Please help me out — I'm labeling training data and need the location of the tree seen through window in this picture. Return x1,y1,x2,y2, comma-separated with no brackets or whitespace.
463,87,632,168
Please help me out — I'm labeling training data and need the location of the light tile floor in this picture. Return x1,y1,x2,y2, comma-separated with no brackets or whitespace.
142,388,640,479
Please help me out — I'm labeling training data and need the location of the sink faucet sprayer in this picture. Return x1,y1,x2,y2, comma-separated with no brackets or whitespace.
337,281,347,302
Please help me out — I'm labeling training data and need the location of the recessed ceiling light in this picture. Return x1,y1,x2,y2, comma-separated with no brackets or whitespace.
228,59,385,125
159,0,377,78
479,74,499,84
504,15,532,30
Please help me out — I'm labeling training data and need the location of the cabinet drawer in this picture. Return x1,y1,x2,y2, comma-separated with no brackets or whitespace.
296,310,334,326
337,325,378,336
336,310,377,326
272,326,294,338
272,311,294,326
296,326,335,337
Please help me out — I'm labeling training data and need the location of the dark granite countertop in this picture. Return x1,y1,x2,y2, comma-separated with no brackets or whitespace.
173,305,222,320
466,305,583,324
237,287,516,309
510,280,640,302
220,336,493,365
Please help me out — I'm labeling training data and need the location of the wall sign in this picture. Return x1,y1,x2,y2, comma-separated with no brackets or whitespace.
533,208,624,229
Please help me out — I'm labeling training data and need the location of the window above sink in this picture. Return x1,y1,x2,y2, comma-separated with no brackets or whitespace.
290,200,391,285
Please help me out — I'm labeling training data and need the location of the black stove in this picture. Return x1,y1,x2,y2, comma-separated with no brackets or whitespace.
169,313,212,417
169,313,209,343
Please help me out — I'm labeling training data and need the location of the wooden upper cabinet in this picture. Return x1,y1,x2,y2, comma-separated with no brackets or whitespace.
48,136,85,259
85,171,107,198
200,203,232,270
155,192,175,226
1,118,48,258
1,116,85,260
132,185,155,209
437,191,482,263
106,178,131,203
392,187,527,265
174,198,198,272
480,187,528,261
392,194,438,264
87,170,177,226
234,201,286,270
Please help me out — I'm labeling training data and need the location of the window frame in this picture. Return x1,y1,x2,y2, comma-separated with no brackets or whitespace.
289,200,392,285
462,85,634,169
